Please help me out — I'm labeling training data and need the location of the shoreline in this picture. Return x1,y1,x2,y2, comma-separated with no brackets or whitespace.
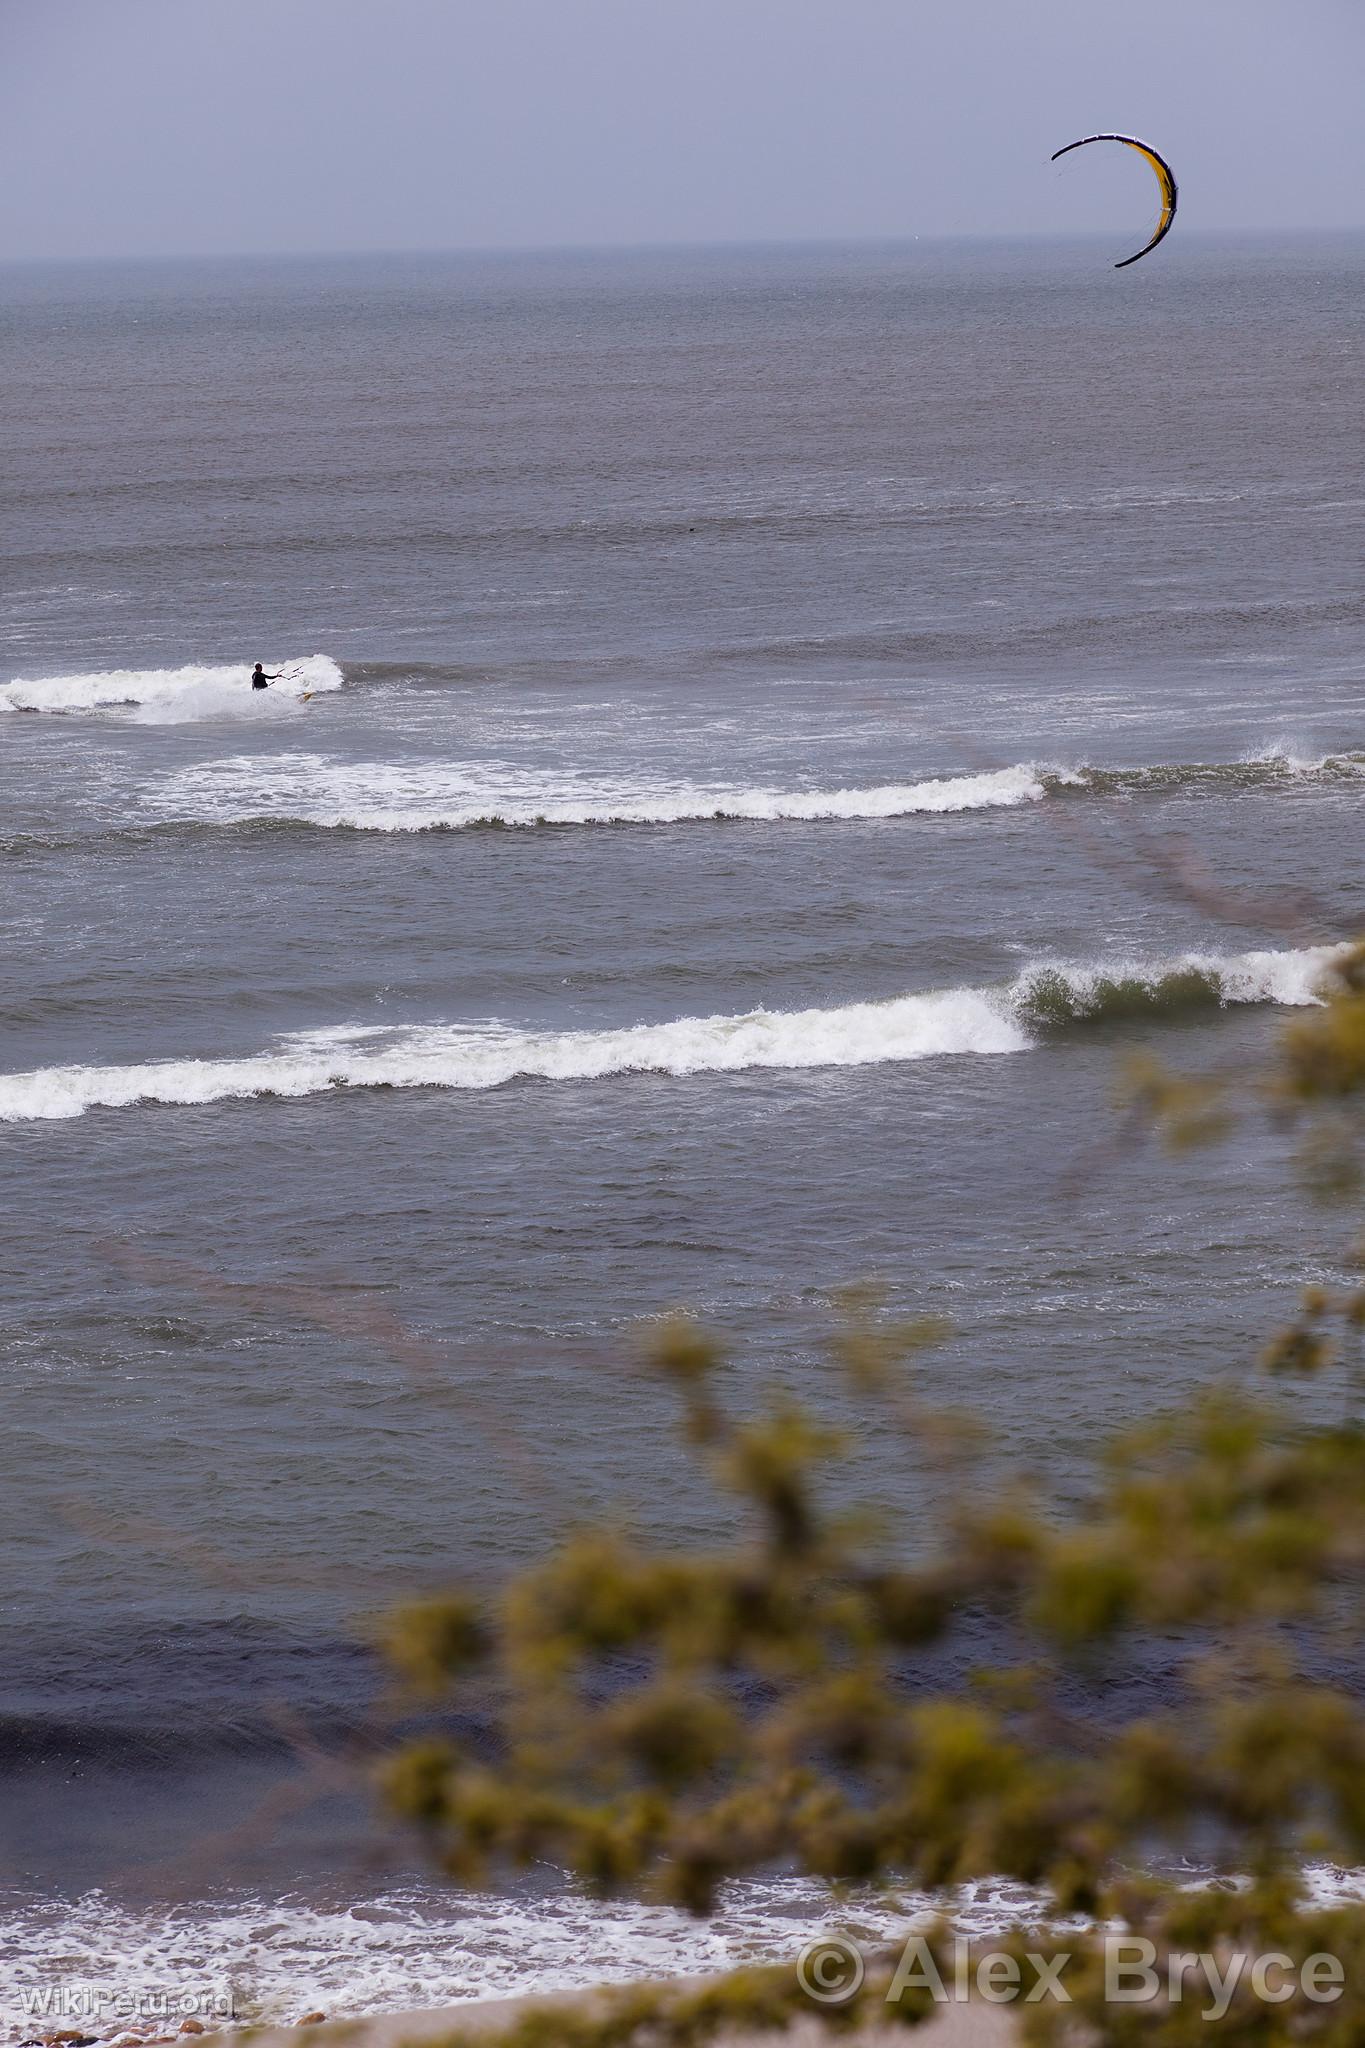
204,1984,1017,2048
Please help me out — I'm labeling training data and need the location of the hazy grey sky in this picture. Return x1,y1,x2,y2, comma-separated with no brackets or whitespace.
2,0,1363,261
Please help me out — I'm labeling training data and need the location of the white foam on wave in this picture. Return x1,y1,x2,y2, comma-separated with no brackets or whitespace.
3,1862,1360,2039
0,991,1027,1124
0,657,343,722
0,1872,1075,2039
1242,738,1365,779
144,754,1054,830
1010,943,1349,1018
1186,944,1349,1007
0,947,1344,1126
133,747,1365,835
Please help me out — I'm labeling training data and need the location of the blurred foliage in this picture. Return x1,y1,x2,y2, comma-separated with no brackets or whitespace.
382,949,1365,2044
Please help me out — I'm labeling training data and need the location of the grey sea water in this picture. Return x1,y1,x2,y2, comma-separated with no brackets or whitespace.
2,236,1364,2023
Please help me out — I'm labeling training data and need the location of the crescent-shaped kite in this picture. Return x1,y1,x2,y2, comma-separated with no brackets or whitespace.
1051,133,1178,269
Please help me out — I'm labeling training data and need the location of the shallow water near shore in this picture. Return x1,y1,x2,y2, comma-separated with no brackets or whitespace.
3,234,1364,2021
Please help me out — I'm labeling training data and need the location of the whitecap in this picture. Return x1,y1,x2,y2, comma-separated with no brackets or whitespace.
141,756,1054,830
0,657,343,721
0,946,1344,1125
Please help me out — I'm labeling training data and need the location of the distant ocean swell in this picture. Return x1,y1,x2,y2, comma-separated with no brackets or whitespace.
0,948,1342,1124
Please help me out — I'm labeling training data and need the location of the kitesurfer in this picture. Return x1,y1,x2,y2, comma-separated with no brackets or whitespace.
251,663,282,691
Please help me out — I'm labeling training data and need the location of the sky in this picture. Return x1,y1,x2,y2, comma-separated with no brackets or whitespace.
1,0,1363,261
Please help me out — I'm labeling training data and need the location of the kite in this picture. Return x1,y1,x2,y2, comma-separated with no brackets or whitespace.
1051,133,1178,269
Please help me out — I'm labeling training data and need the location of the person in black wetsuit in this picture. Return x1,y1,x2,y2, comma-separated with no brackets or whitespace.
251,663,282,691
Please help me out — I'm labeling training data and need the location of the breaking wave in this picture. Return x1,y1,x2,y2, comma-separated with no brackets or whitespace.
1066,745,1365,799
3,1864,1362,2041
134,746,1365,836
0,948,1343,1124
144,757,1054,830
0,1872,1097,2040
1010,947,1343,1029
0,656,343,721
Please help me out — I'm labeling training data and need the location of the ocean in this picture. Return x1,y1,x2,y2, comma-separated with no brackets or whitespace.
2,234,1363,2029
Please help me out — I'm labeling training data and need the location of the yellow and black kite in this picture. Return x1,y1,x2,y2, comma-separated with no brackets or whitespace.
1051,133,1178,269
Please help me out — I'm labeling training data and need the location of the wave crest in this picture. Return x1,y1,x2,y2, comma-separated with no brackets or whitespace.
0,948,1342,1124
137,747,1365,837
1010,948,1340,1029
144,757,1052,831
0,656,343,721
1047,749,1365,802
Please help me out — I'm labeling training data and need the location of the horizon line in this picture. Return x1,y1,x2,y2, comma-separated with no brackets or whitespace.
5,222,1365,271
